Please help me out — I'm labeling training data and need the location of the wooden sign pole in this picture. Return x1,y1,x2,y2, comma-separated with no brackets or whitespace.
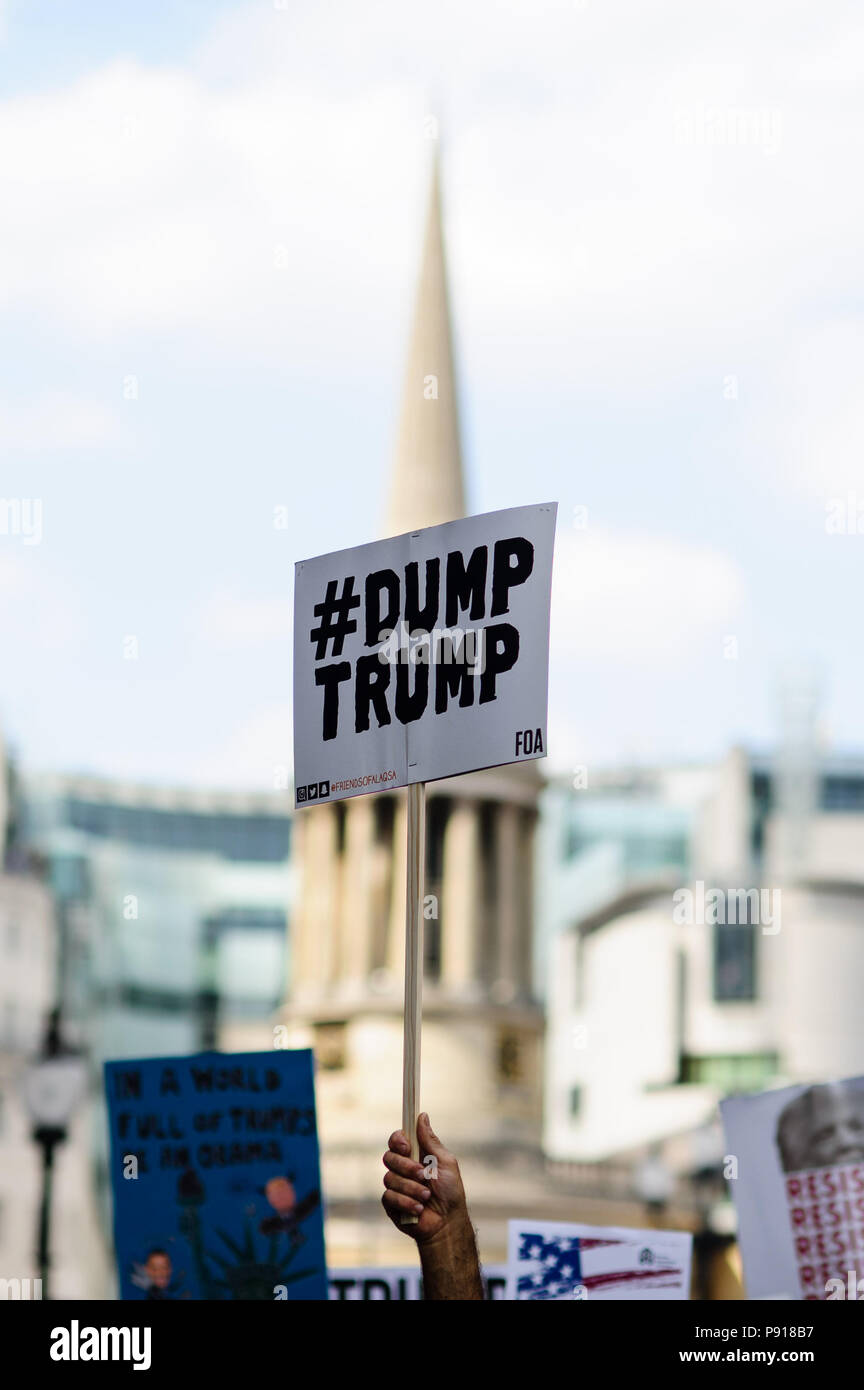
400,780,426,1224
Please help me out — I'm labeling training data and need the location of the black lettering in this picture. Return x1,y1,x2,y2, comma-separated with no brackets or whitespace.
404,558,440,632
479,623,519,703
159,1146,189,1170
192,1111,221,1133
445,546,488,625
363,1279,392,1300
490,537,534,616
316,661,351,740
115,1070,141,1100
355,654,392,732
330,1279,355,1300
434,638,475,713
159,1067,181,1096
365,569,400,645
137,1114,170,1140
395,655,429,724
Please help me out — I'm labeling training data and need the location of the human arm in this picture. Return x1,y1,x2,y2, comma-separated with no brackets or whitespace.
381,1112,485,1301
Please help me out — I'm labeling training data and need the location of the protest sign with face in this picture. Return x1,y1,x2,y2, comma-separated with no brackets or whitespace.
104,1049,327,1300
293,503,557,808
721,1077,864,1300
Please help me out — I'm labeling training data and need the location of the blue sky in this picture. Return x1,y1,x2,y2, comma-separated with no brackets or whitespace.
1,0,862,788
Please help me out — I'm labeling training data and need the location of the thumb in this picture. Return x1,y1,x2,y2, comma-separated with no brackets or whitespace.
417,1112,447,1157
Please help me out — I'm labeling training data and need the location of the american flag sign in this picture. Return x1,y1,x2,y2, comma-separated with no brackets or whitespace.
507,1220,693,1301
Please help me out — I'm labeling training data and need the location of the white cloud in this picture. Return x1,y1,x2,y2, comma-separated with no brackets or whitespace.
551,527,745,664
193,702,293,790
545,526,749,768
0,0,861,779
0,550,87,693
0,393,125,451
1,0,862,395
197,594,293,647
0,59,421,358
771,319,864,505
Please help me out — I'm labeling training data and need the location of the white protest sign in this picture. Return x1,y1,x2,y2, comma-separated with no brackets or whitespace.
507,1219,693,1300
721,1077,864,1300
328,1265,508,1300
293,503,557,808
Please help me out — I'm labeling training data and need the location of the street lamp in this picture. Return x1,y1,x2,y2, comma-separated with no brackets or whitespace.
21,1009,87,1300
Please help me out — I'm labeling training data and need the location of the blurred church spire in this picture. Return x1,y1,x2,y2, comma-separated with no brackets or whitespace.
384,151,466,536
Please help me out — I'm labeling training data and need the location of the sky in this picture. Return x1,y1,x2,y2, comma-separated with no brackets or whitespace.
1,0,862,790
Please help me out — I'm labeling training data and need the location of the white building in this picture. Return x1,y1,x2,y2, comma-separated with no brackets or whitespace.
545,747,864,1175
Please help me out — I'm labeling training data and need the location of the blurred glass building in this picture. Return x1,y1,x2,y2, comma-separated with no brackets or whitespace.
535,762,709,999
21,775,295,1067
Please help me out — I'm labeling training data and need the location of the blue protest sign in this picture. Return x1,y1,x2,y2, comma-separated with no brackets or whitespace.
104,1050,327,1301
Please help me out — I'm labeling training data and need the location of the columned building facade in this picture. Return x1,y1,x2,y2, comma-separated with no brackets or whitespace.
287,771,542,1142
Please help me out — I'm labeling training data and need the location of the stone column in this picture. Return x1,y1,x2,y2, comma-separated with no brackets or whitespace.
441,798,481,994
386,791,408,984
517,808,537,996
339,796,375,995
293,803,340,1003
492,802,520,1002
